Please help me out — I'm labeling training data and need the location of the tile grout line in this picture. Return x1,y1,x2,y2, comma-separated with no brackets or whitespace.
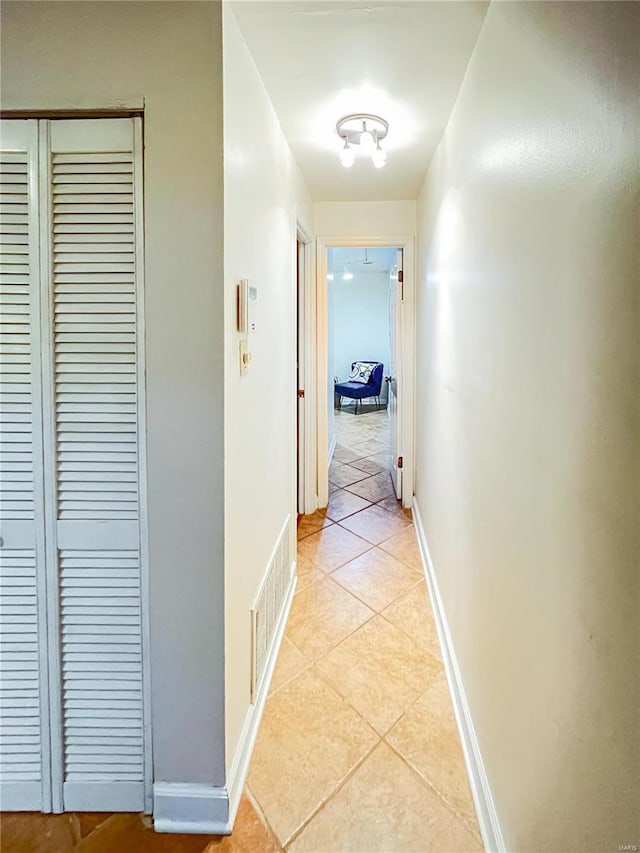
281,737,383,850
328,559,424,617
244,782,287,852
382,736,484,844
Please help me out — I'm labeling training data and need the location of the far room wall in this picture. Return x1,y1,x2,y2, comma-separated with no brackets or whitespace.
330,270,391,404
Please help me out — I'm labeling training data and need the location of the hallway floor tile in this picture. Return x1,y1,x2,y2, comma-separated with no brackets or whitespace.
247,408,483,851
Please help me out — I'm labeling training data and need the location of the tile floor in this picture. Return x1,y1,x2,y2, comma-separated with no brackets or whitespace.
0,408,482,852
247,408,483,851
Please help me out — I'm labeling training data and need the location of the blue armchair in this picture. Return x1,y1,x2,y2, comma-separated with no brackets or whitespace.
334,361,384,414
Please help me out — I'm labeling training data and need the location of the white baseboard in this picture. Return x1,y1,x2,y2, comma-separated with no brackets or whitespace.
412,500,506,853
226,562,298,829
154,564,297,836
328,433,337,464
153,783,230,834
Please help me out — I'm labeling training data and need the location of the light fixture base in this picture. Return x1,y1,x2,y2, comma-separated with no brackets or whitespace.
336,113,389,146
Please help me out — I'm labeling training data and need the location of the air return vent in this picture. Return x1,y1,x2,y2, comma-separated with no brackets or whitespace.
250,517,294,702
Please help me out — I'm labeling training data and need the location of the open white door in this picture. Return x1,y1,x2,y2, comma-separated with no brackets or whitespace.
389,248,403,499
296,240,305,514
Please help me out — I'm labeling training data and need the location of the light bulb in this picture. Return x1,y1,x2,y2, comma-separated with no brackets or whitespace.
339,142,354,168
327,273,334,280
372,145,386,169
360,124,375,153
343,272,353,281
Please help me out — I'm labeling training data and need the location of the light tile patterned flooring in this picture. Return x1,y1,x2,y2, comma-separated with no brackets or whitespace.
0,409,482,852
247,409,483,851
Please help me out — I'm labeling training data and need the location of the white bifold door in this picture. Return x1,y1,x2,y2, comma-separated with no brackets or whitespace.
0,118,149,813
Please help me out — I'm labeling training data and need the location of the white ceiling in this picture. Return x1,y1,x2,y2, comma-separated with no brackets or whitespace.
230,1,488,202
328,246,397,275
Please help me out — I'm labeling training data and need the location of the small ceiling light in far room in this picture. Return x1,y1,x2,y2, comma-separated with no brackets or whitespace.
339,140,354,168
327,272,334,280
336,113,388,169
342,265,353,281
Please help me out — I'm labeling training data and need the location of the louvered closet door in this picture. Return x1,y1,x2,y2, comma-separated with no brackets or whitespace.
46,120,148,812
0,121,50,810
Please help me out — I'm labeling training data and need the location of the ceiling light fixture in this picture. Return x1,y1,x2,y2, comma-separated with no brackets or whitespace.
336,113,389,170
342,264,353,281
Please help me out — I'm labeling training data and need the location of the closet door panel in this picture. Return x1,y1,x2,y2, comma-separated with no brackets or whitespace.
48,119,146,812
0,121,50,811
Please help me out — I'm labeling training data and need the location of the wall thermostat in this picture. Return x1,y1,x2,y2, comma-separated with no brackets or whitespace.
237,279,258,334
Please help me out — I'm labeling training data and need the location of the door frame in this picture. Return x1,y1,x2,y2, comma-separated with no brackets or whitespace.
296,221,317,515
315,235,415,509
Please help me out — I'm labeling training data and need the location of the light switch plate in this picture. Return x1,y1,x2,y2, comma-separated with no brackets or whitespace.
239,339,251,376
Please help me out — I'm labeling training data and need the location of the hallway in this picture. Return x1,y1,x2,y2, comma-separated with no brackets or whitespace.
245,408,482,851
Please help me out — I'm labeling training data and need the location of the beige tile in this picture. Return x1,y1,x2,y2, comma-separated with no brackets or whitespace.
332,549,421,613
332,445,362,465
376,493,413,519
286,576,374,660
349,439,387,456
328,463,370,488
381,580,442,660
295,553,324,592
289,742,482,852
338,504,411,545
387,670,480,840
317,615,442,734
325,488,371,522
379,524,423,571
345,472,395,502
269,636,309,696
296,524,371,572
297,510,331,540
350,455,388,475
247,669,378,845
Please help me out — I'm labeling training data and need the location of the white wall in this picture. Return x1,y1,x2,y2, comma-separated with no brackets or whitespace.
1,1,226,788
331,272,391,401
222,4,314,773
316,201,415,240
415,3,639,850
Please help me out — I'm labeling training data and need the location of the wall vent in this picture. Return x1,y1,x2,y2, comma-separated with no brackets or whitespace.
250,516,294,702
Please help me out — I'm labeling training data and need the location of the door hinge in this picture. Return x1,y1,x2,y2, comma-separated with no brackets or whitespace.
397,456,403,469
397,269,403,283
298,389,305,398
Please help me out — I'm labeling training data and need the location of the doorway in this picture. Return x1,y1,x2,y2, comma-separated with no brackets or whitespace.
316,237,415,512
328,247,396,504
